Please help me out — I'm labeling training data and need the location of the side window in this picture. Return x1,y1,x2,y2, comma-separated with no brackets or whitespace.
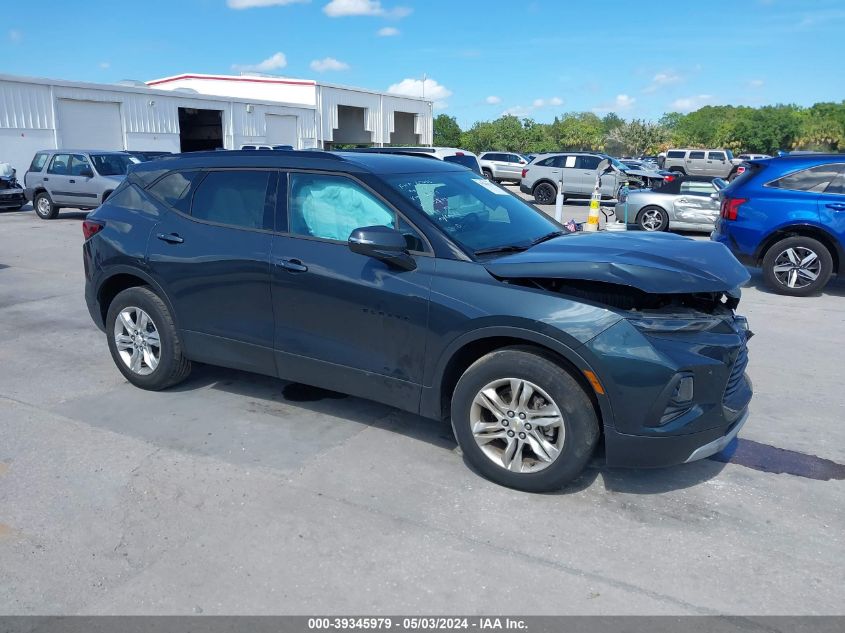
191,170,273,230
709,152,726,161
537,157,555,167
508,154,522,163
68,154,92,176
289,173,395,241
47,154,71,175
29,152,48,172
667,150,685,159
769,164,845,193
576,155,601,170
680,181,716,196
689,151,706,160
148,171,202,214
552,155,573,168
825,173,845,195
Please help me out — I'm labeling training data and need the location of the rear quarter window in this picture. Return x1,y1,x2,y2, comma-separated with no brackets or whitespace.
148,171,203,213
29,153,49,172
667,150,686,158
767,164,845,193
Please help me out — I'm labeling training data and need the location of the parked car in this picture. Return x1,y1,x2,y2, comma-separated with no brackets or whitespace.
24,150,140,219
734,153,771,162
478,151,529,183
240,144,294,150
663,149,743,180
615,176,727,232
0,162,26,211
350,146,482,175
520,152,665,204
713,154,845,296
126,151,173,162
82,149,752,491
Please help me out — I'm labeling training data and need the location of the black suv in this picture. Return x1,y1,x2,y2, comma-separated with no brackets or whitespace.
83,150,753,491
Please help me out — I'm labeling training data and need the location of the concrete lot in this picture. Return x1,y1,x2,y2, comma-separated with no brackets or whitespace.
0,201,843,616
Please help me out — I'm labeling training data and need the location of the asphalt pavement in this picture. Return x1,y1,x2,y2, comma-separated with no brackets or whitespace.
0,203,843,615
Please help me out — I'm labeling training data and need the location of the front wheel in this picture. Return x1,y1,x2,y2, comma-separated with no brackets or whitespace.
762,236,833,296
532,182,556,205
106,286,192,390
451,348,599,492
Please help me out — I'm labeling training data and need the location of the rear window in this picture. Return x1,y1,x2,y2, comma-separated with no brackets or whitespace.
29,152,48,172
768,164,845,193
443,154,481,174
689,151,706,160
667,150,686,158
190,170,273,230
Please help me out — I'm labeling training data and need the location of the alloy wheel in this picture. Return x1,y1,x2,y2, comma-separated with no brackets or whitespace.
470,378,565,474
772,246,821,290
640,208,664,231
36,197,51,216
113,306,161,375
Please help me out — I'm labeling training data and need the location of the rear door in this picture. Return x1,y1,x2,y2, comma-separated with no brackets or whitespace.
43,153,73,205
707,151,730,177
687,150,707,175
66,154,100,207
816,165,845,246
145,168,278,376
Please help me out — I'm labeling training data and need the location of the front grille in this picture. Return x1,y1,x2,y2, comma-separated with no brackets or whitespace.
723,344,749,406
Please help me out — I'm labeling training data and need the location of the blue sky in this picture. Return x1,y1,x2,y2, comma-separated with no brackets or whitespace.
3,0,844,127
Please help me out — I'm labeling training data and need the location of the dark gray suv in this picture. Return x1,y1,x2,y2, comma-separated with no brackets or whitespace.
83,150,752,491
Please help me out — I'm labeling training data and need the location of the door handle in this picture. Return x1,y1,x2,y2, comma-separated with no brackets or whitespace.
156,232,184,244
275,257,308,273
69,179,76,183
43,177,49,181
677,198,688,203
825,203,845,211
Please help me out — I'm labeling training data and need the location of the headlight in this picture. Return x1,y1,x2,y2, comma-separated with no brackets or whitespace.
628,316,724,333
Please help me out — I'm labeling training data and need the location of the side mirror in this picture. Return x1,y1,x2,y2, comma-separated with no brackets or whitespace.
80,168,94,178
349,225,416,271
710,192,720,200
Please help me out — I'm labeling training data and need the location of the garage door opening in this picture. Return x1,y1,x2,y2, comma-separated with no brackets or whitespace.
390,112,420,145
178,108,223,152
327,105,372,149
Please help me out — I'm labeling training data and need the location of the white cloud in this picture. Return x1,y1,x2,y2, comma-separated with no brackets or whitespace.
324,0,411,18
99,62,110,69
670,94,714,112
485,95,502,105
387,77,451,109
8,29,22,43
748,79,765,88
548,96,563,106
310,57,349,72
501,96,563,117
232,51,288,72
377,26,400,36
592,94,636,113
532,98,545,108
643,71,682,93
501,105,534,118
227,0,309,8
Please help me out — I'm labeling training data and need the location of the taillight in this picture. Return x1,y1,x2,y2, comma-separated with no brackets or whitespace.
720,197,747,221
82,219,104,240
736,165,746,175
521,168,528,178
664,174,675,183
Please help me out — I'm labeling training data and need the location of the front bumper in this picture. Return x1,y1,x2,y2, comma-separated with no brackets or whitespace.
583,317,752,468
0,188,25,208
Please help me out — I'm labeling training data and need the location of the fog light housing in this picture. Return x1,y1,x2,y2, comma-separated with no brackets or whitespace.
656,372,695,426
673,375,694,403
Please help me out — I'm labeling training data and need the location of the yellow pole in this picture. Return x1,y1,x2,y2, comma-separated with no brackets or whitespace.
585,182,601,232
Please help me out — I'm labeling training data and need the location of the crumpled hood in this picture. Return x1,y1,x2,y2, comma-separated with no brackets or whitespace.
485,231,750,294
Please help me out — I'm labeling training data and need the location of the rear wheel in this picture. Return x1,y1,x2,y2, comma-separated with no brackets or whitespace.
451,348,599,492
482,169,493,181
34,192,59,219
637,205,669,231
106,286,192,390
533,182,556,205
762,236,833,296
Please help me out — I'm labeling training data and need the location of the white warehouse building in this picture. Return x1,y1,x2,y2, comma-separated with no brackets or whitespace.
0,72,433,175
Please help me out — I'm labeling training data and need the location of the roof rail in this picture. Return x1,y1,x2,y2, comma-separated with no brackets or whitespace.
348,147,437,155
176,149,347,161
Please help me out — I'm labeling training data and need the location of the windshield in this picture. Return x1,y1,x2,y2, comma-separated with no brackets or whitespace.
91,154,139,176
609,157,628,170
385,170,561,256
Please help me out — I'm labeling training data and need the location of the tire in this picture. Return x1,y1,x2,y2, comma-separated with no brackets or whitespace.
451,347,600,492
761,236,833,296
532,182,556,205
34,191,59,219
669,167,686,176
482,169,493,181
106,286,192,390
637,205,669,232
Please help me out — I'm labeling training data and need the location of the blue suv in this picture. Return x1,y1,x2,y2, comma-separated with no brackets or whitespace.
712,154,845,296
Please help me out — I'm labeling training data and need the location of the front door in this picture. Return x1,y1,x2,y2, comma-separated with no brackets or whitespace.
66,154,100,207
145,168,279,376
44,153,73,205
270,171,433,411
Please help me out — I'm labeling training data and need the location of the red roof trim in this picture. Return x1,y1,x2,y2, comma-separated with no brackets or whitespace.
146,74,316,87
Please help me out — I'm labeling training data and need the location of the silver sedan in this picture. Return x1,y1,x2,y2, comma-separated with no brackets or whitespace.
614,177,727,232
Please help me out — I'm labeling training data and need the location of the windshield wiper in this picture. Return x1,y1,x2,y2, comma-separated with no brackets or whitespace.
473,244,530,256
528,230,566,247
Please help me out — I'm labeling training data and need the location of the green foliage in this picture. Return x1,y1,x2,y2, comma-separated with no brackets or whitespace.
433,114,462,147
436,102,845,155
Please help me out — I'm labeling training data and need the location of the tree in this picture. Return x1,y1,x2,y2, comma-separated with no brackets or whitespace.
433,114,462,147
605,119,668,156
